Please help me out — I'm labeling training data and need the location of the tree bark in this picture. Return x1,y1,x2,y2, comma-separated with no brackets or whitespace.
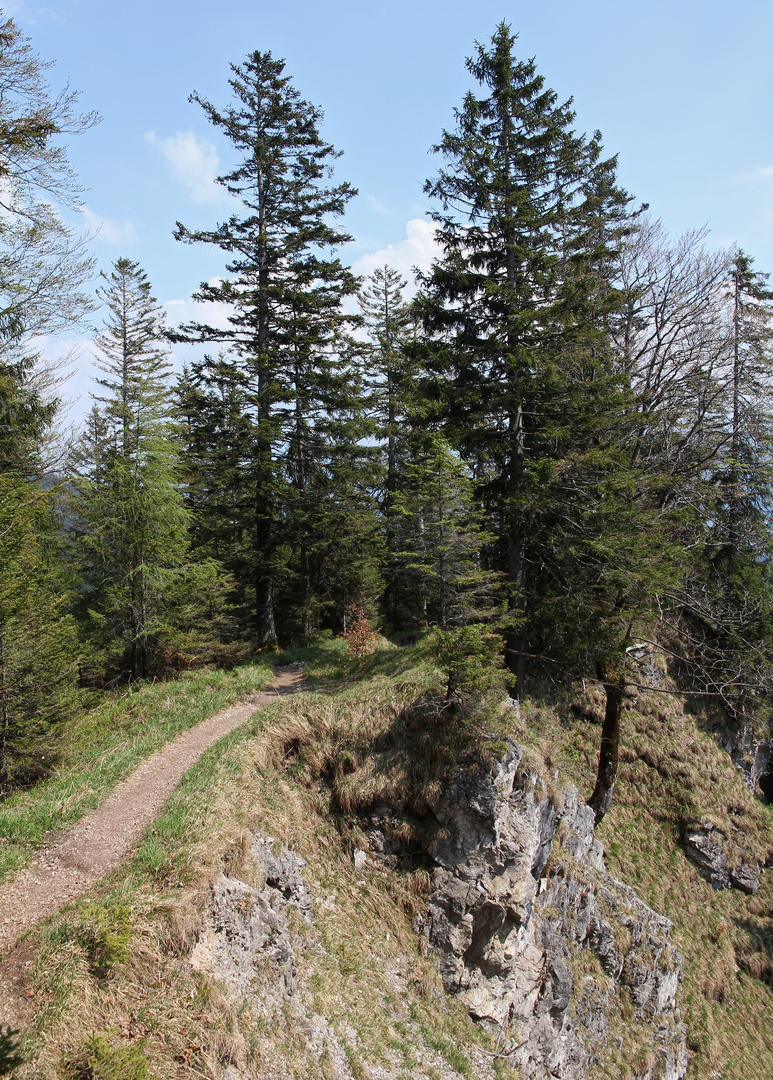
0,626,8,791
588,676,623,825
505,403,526,701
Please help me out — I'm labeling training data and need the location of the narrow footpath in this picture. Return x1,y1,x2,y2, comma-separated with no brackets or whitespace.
0,665,304,1023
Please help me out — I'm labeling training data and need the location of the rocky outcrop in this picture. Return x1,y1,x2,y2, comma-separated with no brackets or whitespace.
190,832,498,1080
412,741,687,1080
719,721,773,798
683,822,761,894
189,835,312,1012
192,748,688,1079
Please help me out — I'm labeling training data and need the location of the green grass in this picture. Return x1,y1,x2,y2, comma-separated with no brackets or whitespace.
13,647,520,1080
0,661,273,885
275,631,440,692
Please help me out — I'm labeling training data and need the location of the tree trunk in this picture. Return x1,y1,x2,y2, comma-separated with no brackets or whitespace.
505,403,526,701
0,626,8,792
139,563,148,679
588,676,623,825
254,363,277,647
384,429,398,627
255,574,276,646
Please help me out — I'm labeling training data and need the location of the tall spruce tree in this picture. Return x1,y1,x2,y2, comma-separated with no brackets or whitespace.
173,51,358,645
358,265,417,628
73,259,188,681
415,24,684,820
677,252,773,725
415,22,632,693
723,252,773,563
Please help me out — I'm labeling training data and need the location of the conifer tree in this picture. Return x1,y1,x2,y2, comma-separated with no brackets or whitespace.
358,265,417,628
175,355,257,618
0,15,95,788
0,336,78,792
73,259,188,681
722,251,773,562
415,24,691,821
678,252,773,724
415,22,632,699
173,51,358,645
392,434,499,629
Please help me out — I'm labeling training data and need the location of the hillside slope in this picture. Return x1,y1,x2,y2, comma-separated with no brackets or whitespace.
3,641,773,1079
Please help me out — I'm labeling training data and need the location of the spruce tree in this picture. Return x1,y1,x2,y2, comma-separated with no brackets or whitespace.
723,251,773,562
73,259,188,681
0,343,78,792
677,252,773,726
358,265,417,628
415,24,689,820
392,434,499,629
415,22,632,698
0,15,95,789
173,51,358,646
175,355,258,619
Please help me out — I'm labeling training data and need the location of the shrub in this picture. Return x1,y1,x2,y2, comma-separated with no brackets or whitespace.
342,605,378,659
76,899,132,977
68,1032,148,1080
432,624,508,706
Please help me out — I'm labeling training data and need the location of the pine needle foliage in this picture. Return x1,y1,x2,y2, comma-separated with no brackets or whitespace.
71,259,189,682
173,50,359,646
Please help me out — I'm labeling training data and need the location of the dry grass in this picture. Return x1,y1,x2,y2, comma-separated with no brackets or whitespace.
519,673,773,1079
257,671,514,824
13,653,517,1080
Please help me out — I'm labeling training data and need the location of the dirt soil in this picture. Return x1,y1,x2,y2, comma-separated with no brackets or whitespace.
0,665,304,1025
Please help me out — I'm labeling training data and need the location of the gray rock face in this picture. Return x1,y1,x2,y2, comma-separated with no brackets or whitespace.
190,837,312,1014
251,834,314,917
190,873,298,1004
417,741,687,1079
683,823,760,894
719,720,773,795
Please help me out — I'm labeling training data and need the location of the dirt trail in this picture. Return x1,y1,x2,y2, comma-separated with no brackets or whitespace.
0,665,303,1022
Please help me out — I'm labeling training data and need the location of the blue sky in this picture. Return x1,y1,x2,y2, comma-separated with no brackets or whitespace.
7,0,773,413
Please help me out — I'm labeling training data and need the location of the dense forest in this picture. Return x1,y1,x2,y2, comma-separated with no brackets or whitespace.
3,12,773,834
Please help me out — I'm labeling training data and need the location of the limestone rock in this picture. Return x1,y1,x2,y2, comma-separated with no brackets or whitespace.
189,874,297,1006
683,825,730,890
683,824,761,894
251,834,314,917
190,835,315,1019
419,740,687,1079
719,720,773,796
729,861,761,894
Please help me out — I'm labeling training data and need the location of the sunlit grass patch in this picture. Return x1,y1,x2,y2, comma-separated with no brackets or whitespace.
0,662,273,886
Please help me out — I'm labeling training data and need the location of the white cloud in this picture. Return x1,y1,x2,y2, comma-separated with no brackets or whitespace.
736,165,773,184
82,207,139,247
2,2,60,25
367,195,392,216
146,130,223,205
164,281,233,333
352,218,440,288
